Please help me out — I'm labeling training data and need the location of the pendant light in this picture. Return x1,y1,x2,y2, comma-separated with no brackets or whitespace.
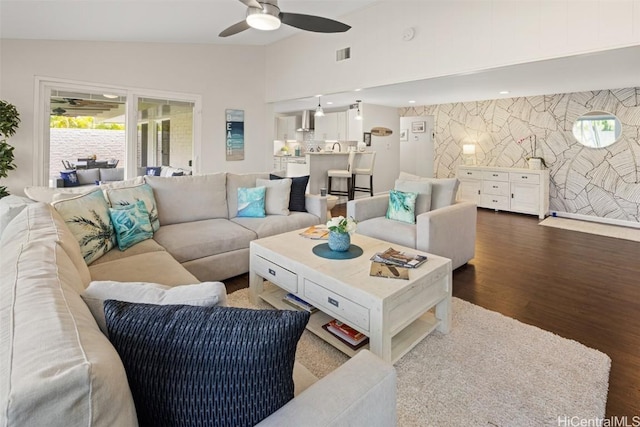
355,100,362,120
314,96,325,117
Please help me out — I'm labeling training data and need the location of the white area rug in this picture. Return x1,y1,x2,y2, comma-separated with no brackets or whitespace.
228,289,610,426
540,216,640,242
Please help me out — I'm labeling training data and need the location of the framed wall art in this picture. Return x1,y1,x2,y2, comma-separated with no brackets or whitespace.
363,132,372,146
400,129,409,141
225,109,244,161
412,121,426,133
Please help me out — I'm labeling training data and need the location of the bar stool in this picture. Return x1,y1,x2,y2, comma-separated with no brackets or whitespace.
352,151,376,197
327,151,356,200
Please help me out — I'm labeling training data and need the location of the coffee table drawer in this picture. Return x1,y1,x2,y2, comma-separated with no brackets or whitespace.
253,255,297,293
303,279,369,332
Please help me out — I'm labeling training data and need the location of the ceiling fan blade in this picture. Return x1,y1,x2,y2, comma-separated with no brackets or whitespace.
219,20,251,37
238,0,262,9
280,12,350,33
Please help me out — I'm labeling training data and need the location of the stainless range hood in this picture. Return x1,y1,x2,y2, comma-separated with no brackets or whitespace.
297,110,314,131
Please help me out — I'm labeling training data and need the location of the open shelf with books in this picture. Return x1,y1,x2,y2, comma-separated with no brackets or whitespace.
259,283,369,357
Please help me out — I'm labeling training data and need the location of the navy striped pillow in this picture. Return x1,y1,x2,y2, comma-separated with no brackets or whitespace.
270,174,309,212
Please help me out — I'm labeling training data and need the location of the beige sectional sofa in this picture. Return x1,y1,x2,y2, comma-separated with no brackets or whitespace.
26,172,328,282
0,173,397,426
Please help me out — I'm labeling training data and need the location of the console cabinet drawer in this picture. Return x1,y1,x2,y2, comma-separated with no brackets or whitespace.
253,255,298,293
482,180,509,196
458,168,482,179
480,194,510,210
303,279,369,332
510,172,540,184
483,171,509,181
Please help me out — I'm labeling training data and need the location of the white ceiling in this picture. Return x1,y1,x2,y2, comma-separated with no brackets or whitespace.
2,1,639,112
0,0,378,46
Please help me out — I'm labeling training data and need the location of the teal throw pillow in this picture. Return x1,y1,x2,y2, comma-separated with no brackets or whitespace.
237,186,266,218
386,189,418,224
108,200,154,251
104,183,160,232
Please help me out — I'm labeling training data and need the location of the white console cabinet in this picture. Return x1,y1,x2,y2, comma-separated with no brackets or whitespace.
457,166,549,219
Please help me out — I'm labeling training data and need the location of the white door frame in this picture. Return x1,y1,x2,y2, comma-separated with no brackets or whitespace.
34,76,202,186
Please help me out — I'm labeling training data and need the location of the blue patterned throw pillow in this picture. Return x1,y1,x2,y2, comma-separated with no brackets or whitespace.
145,166,162,176
104,183,160,232
108,200,154,251
237,186,266,218
60,170,80,187
105,301,309,427
386,189,418,224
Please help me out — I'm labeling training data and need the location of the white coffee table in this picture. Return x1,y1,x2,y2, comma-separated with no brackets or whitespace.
249,230,452,363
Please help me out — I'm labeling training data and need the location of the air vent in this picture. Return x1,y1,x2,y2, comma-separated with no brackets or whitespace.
336,47,351,62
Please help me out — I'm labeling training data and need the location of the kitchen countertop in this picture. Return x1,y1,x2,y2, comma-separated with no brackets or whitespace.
307,151,372,155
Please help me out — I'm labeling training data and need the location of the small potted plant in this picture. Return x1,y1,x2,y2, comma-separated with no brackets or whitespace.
517,135,547,169
0,100,21,198
326,216,357,252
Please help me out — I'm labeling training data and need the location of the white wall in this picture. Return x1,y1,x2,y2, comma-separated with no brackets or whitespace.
400,116,434,177
265,0,640,103
361,103,400,194
0,39,269,195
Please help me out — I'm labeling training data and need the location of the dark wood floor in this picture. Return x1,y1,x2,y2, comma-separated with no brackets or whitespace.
226,205,640,416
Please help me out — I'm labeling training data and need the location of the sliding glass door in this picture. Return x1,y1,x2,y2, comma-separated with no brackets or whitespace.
36,78,200,186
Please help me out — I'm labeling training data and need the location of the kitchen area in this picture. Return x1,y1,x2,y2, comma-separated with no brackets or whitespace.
272,100,403,202
274,104,367,195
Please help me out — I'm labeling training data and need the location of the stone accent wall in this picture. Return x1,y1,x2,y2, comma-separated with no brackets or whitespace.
400,88,640,224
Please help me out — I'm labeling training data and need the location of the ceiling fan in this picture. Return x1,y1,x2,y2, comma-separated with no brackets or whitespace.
219,0,351,37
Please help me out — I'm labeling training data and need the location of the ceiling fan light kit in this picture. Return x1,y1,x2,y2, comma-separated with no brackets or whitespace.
219,0,351,37
246,4,281,31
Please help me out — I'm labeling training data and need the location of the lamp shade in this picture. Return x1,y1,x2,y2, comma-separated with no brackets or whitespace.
462,144,476,155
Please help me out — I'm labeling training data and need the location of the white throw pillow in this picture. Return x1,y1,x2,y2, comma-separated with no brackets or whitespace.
394,179,432,215
51,189,116,265
81,280,228,335
256,178,292,215
398,172,459,210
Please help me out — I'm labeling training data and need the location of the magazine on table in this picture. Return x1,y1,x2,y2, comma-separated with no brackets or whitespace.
282,293,318,313
369,261,410,280
370,247,427,268
299,225,329,240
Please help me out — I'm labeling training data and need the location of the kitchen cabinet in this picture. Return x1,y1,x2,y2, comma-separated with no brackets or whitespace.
276,115,301,141
314,112,347,141
457,166,549,219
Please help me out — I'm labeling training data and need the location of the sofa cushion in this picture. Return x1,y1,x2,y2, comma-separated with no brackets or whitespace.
395,179,432,215
51,189,116,265
103,183,160,231
89,251,200,286
0,239,137,427
153,218,256,263
76,168,101,185
398,172,460,210
386,189,418,224
109,200,154,251
0,195,34,238
99,167,124,182
270,174,309,212
82,280,227,335
145,173,228,225
257,178,291,215
227,172,270,218
105,301,309,427
89,237,166,266
237,186,266,218
357,216,417,249
231,212,320,239
24,177,145,203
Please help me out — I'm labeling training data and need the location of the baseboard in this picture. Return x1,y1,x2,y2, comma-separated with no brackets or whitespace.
551,211,640,229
